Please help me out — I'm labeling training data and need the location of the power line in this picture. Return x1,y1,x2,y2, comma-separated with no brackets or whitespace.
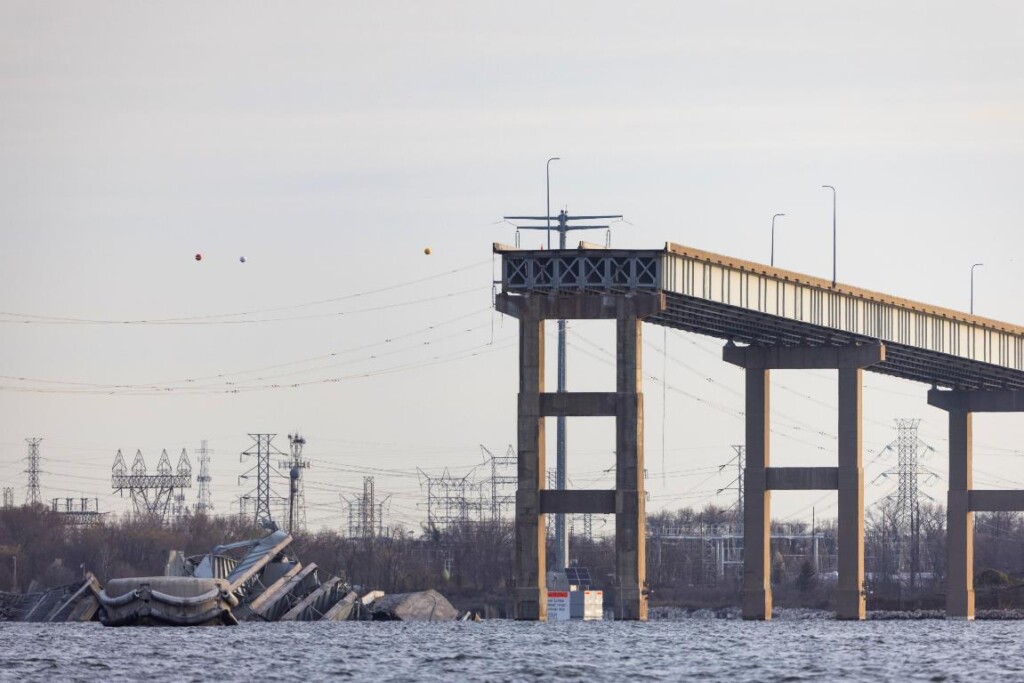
0,306,494,392
0,260,490,325
0,335,516,397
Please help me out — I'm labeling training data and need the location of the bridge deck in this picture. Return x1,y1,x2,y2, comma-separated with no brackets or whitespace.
495,242,1024,390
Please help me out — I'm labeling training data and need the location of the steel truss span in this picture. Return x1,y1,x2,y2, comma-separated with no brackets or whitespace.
496,242,1024,390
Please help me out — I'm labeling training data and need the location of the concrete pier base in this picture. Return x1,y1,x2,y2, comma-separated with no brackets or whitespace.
927,388,1024,619
836,367,866,621
725,343,883,621
498,292,664,621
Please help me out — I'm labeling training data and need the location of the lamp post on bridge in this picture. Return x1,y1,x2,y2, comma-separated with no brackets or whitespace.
971,263,984,315
770,213,785,267
546,157,560,250
822,185,836,287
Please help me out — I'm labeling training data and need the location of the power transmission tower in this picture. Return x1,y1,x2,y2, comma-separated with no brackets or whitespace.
877,419,936,586
111,449,192,522
51,498,103,526
194,440,214,515
278,433,311,532
24,438,42,506
717,445,745,526
343,476,389,538
546,469,557,541
2,487,13,508
503,207,624,572
363,476,376,537
481,444,516,523
418,468,471,533
239,434,288,527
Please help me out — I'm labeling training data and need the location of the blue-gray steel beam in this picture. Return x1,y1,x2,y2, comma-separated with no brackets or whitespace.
765,467,839,490
540,490,616,514
946,411,974,619
514,310,546,621
742,368,771,620
968,490,1024,512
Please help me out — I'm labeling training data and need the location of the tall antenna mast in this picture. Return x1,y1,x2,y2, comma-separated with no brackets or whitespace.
502,199,624,573
280,432,310,533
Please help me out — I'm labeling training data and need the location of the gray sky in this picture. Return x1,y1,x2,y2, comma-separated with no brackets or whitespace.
2,1,1024,531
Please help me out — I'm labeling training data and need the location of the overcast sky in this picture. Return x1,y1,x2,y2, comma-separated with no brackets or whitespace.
2,1,1024,534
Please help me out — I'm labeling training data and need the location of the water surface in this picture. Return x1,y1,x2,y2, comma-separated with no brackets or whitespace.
0,619,1019,682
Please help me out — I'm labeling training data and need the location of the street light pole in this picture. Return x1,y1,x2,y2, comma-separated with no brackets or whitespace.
971,263,984,314
556,209,569,571
822,185,836,286
771,213,785,267
546,156,566,571
546,157,560,249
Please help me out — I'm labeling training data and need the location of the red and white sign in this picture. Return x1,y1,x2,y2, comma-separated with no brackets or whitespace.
547,591,571,621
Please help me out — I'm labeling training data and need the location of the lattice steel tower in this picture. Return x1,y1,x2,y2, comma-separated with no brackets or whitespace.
481,444,516,523
344,476,388,538
717,445,745,525
112,449,192,521
2,487,13,509
278,433,310,532
878,419,935,584
194,440,214,515
24,438,42,506
419,468,471,532
240,434,287,526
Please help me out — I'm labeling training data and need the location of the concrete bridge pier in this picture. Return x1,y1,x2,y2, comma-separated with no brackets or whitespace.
497,291,665,621
513,310,547,621
724,342,885,621
928,388,1024,620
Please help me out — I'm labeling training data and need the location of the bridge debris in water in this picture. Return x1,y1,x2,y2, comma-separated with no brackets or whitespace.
0,530,459,626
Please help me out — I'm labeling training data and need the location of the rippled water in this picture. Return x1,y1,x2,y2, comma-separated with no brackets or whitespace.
0,619,1020,682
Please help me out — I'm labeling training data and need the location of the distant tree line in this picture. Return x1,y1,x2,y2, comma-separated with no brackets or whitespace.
2,502,1024,612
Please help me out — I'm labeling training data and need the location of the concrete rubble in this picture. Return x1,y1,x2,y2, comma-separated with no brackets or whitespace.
0,530,460,626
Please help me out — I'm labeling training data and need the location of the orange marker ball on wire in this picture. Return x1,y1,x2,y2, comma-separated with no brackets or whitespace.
195,253,203,261
423,247,432,255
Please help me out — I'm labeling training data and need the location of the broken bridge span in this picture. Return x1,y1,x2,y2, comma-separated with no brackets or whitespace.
495,241,1024,622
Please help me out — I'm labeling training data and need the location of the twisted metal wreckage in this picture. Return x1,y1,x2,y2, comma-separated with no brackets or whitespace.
0,530,459,626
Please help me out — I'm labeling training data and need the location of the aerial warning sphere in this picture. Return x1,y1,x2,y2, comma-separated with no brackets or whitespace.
423,247,432,255
194,253,202,261
239,256,246,263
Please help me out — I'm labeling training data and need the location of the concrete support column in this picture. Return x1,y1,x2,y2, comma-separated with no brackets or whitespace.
615,310,647,620
947,410,974,619
514,314,547,620
836,367,866,620
742,368,771,620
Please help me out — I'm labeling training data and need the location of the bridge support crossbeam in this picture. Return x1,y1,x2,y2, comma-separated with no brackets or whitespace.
725,342,885,621
498,292,665,621
927,387,1024,620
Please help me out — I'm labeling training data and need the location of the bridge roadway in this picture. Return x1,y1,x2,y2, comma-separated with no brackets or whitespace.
499,241,1024,389
494,241,1024,622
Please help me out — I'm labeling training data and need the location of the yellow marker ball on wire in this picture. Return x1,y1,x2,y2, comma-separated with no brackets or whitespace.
424,247,432,255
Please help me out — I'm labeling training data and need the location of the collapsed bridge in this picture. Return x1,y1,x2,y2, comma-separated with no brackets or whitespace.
495,241,1024,621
